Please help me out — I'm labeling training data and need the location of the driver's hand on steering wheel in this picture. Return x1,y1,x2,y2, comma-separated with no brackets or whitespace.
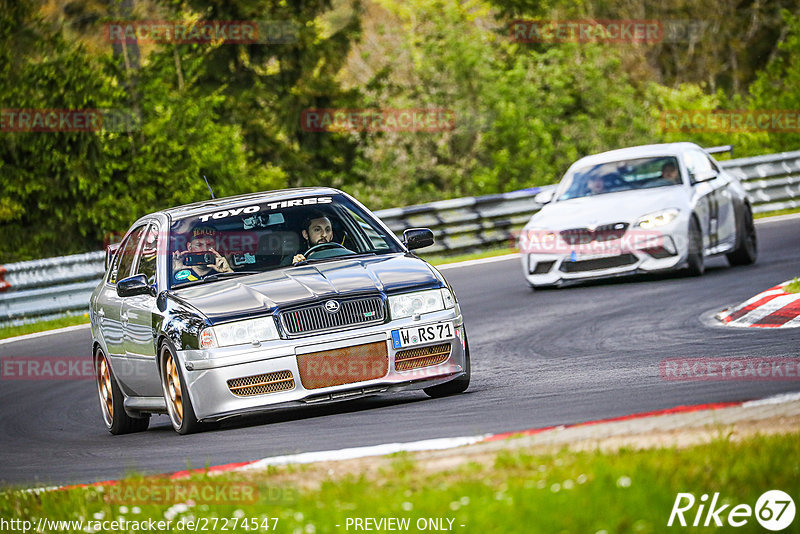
292,253,306,265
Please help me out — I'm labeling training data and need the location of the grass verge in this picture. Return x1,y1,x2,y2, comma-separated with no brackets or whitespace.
2,430,797,533
0,314,90,340
784,277,800,294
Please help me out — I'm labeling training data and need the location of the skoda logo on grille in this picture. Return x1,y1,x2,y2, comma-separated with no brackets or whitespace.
324,300,340,313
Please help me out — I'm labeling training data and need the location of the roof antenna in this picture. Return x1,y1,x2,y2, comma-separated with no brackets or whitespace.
202,175,216,199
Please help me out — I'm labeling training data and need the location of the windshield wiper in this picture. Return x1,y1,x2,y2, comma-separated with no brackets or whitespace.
202,271,261,281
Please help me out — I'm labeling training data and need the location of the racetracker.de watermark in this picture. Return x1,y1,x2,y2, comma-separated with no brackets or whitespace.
509,19,708,44
1,109,140,132
103,481,278,505
661,110,800,133
104,20,297,44
518,228,669,255
660,358,800,381
300,108,456,132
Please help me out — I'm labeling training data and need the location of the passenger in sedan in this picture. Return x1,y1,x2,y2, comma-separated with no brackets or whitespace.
172,225,233,282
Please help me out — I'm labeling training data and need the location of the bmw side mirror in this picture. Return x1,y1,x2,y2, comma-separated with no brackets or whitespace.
403,228,435,250
534,188,556,205
691,169,718,183
117,274,156,298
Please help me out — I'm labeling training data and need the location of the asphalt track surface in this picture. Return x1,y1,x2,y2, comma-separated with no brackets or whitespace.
1,216,798,487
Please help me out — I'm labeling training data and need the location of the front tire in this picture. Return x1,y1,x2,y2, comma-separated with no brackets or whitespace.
160,343,200,435
727,205,757,266
93,348,149,435
686,217,705,276
424,328,471,398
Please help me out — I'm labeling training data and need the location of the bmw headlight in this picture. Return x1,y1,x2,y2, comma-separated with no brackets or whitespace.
635,209,679,229
389,288,455,320
199,317,279,349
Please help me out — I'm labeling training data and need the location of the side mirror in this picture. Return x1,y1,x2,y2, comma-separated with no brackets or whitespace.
534,188,556,205
403,228,435,250
117,274,156,298
691,169,718,183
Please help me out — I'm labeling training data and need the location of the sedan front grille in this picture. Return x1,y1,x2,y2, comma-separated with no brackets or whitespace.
227,370,295,397
280,296,385,336
395,343,451,371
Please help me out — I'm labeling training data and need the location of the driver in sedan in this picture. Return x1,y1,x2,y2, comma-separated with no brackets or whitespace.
292,212,347,264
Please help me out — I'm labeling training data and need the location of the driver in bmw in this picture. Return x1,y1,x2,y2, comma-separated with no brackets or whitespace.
292,212,345,264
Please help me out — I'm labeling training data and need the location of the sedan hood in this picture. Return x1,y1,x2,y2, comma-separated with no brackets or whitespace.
169,253,442,324
528,186,688,230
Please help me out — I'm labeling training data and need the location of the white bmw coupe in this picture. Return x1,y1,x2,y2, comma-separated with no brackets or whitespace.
520,143,757,288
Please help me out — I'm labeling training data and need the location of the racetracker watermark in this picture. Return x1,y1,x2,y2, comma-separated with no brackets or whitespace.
661,110,800,133
519,228,669,255
103,481,273,505
2,357,94,381
104,20,297,44
300,108,456,132
509,19,708,44
660,358,800,381
1,109,140,132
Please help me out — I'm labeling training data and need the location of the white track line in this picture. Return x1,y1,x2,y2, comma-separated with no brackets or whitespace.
755,212,800,224
0,323,91,345
236,435,488,472
742,392,800,408
436,253,520,270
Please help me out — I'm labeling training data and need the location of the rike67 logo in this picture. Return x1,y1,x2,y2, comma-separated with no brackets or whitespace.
668,490,795,531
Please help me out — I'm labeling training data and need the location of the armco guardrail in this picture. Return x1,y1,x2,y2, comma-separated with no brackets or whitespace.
1,149,799,326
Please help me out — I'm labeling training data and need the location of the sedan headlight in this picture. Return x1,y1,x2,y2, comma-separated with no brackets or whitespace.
635,209,679,229
199,317,279,349
389,288,455,320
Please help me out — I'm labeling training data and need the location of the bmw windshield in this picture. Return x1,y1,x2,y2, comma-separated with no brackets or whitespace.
169,193,403,288
555,156,682,201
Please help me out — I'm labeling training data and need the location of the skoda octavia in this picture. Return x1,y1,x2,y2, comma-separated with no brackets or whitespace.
90,188,469,434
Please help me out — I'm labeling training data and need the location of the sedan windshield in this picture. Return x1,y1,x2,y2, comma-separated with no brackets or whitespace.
556,156,681,201
169,193,402,288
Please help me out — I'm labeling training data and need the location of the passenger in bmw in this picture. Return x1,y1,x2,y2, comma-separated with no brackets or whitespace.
292,211,351,264
172,225,233,283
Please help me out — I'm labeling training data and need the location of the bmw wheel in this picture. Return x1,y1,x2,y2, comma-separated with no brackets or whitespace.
727,205,758,266
686,217,705,276
160,343,199,435
93,348,149,435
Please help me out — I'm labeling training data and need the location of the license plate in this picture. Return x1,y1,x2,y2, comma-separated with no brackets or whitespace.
391,322,454,349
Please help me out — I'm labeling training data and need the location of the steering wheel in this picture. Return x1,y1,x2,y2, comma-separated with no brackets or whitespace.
304,242,348,257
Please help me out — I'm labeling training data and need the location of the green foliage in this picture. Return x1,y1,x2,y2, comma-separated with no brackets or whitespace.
1,0,800,260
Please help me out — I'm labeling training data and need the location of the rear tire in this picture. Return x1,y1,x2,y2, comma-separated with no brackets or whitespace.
686,217,705,276
424,328,471,398
160,343,200,435
93,348,149,435
726,205,757,266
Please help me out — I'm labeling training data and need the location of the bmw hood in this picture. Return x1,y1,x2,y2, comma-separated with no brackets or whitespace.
527,186,689,230
169,253,443,324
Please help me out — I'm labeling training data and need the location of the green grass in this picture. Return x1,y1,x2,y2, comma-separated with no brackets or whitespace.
0,314,90,340
754,205,800,219
423,246,518,266
2,430,797,533
784,277,800,294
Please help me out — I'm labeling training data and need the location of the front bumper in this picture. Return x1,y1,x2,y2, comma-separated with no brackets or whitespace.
177,308,466,421
521,224,690,287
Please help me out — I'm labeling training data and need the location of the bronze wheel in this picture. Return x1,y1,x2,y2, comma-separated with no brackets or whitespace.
93,348,149,434
160,343,199,434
